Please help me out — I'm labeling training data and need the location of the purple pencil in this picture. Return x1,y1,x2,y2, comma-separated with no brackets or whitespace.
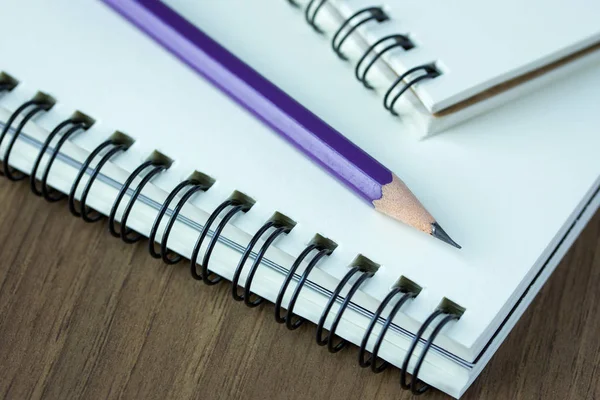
101,0,460,248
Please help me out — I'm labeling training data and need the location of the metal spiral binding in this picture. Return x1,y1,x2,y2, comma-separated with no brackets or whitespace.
304,0,329,33
0,94,54,181
276,245,333,330
358,287,416,372
31,114,94,201
400,309,461,395
231,217,295,307
383,64,441,116
331,7,389,60
316,266,374,353
108,157,171,243
190,197,253,284
274,239,335,327
286,0,441,116
355,34,414,89
0,82,462,396
69,134,133,222
148,177,211,265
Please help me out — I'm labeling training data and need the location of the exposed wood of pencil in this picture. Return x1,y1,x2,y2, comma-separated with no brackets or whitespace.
373,173,435,233
373,174,460,248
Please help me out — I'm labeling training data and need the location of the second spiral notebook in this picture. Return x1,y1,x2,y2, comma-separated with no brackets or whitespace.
1,0,600,398
182,0,600,136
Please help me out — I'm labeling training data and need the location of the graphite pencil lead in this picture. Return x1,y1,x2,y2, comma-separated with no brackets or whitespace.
430,222,461,249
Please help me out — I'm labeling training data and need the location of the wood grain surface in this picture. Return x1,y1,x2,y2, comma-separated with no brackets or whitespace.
0,179,598,400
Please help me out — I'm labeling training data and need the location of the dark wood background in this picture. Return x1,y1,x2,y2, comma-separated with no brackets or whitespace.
0,179,598,400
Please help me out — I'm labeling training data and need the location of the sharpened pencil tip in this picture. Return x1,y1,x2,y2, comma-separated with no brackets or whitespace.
431,222,461,249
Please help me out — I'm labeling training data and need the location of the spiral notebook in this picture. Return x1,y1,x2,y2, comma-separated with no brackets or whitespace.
2,0,600,398
171,0,600,136
296,0,600,136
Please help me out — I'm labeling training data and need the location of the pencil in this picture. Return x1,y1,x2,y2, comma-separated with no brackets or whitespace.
101,0,460,249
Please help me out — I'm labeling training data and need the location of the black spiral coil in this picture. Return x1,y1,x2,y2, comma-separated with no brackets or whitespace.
149,178,211,264
316,266,374,352
190,198,252,284
0,88,461,395
304,0,329,33
69,136,132,222
274,242,333,329
355,34,414,89
286,0,441,116
400,309,460,395
384,64,441,116
0,97,54,180
232,218,295,307
32,115,94,201
358,287,417,373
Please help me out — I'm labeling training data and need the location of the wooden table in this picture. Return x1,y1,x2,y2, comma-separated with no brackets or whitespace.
0,179,598,400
